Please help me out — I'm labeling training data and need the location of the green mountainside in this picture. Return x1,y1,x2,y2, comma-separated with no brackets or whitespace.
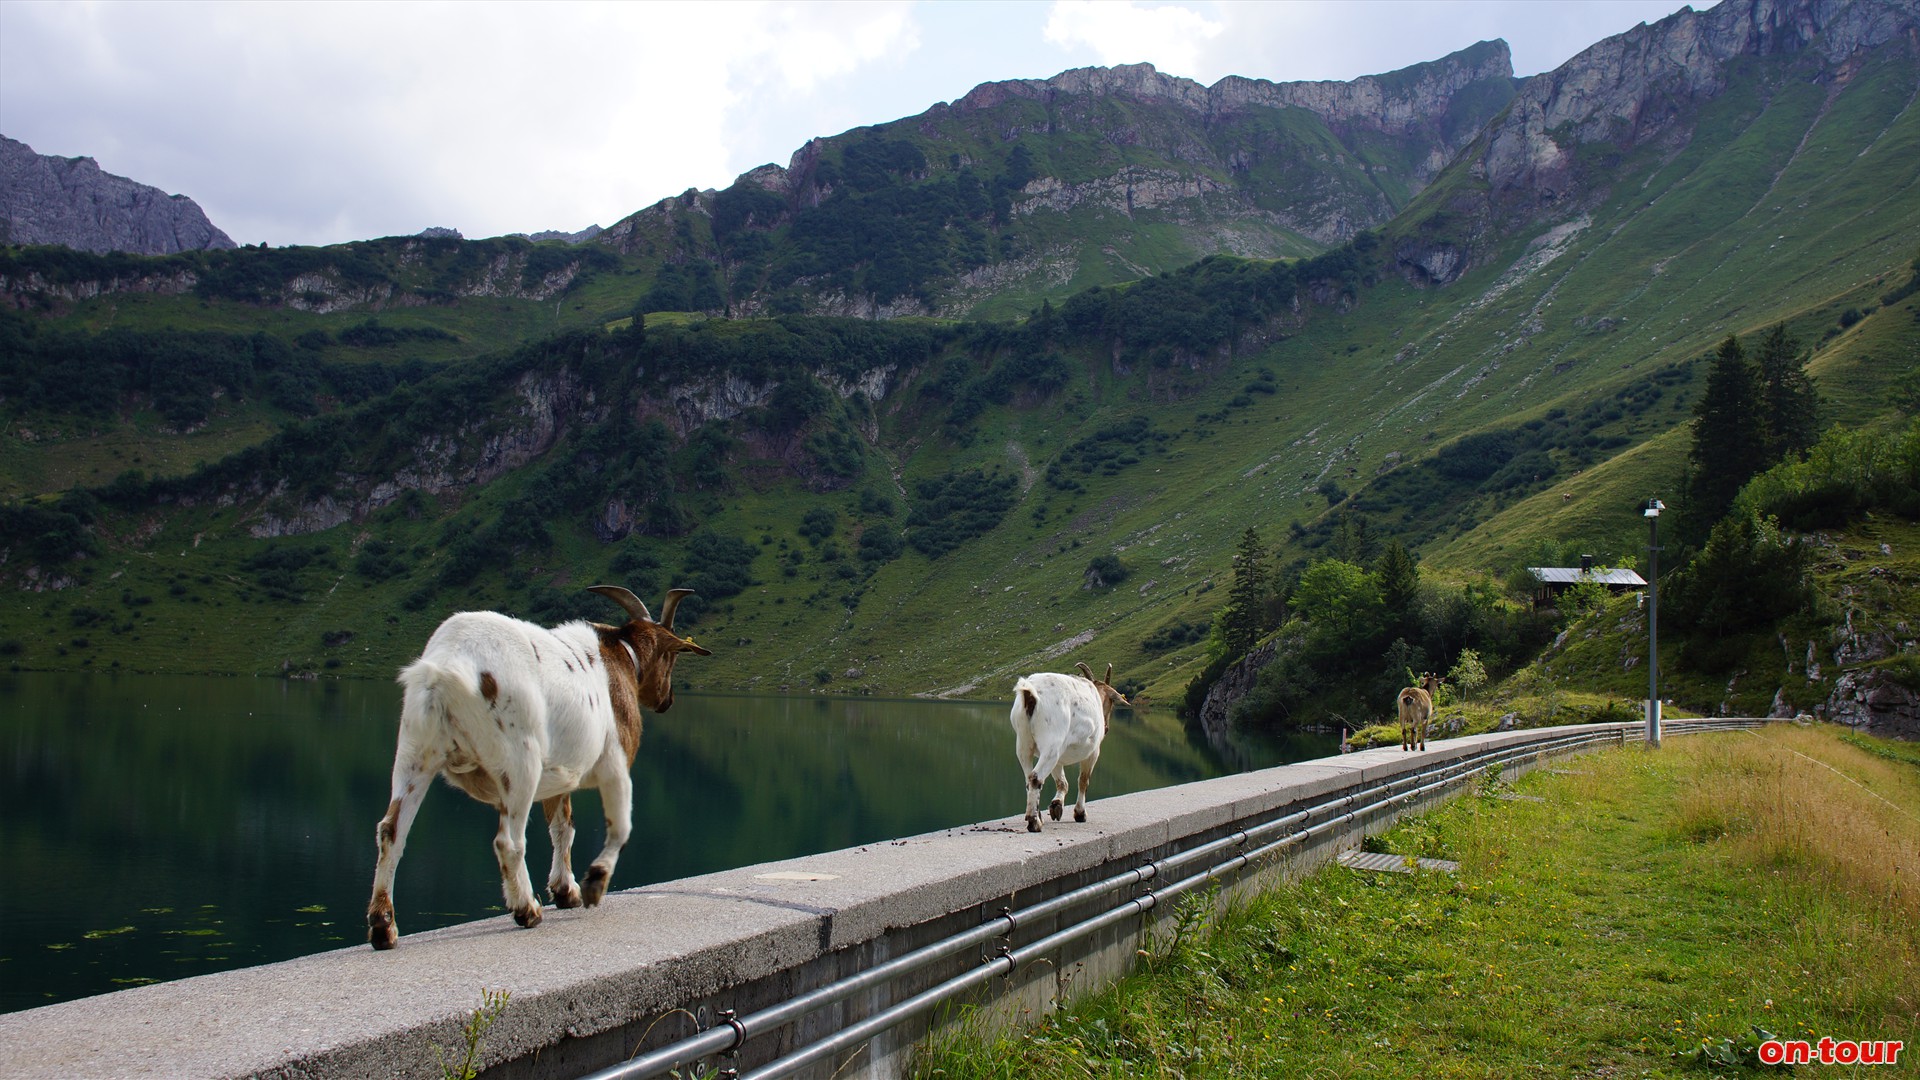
598,40,1515,320
1,0,1916,733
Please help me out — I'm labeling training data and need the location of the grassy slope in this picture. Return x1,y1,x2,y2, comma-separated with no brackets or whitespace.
1531,517,1920,719
0,284,611,501
1,43,1915,710
913,725,1920,1078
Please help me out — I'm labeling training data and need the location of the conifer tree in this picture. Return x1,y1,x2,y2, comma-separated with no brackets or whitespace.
1221,526,1272,657
1331,510,1378,565
1372,540,1420,639
1679,335,1766,543
1753,323,1819,462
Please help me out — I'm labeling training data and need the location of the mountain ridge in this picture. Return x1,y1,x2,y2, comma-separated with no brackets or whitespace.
0,135,235,255
1396,0,1920,281
0,0,1914,732
595,40,1522,318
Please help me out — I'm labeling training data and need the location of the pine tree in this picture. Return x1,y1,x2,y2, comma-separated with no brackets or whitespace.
1331,510,1378,565
1221,527,1272,657
1680,335,1766,543
1753,323,1819,462
1372,540,1420,639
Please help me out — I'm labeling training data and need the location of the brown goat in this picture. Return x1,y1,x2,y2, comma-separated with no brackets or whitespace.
1397,673,1440,752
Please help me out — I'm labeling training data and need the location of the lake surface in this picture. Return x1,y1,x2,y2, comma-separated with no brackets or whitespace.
0,672,1333,1013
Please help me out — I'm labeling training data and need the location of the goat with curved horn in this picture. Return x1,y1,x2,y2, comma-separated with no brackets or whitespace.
1011,662,1130,832
366,585,711,949
657,587,694,629
586,584,653,623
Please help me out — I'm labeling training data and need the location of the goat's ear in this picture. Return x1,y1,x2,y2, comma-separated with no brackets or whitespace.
587,585,653,623
677,634,712,657
1075,661,1094,681
659,588,695,629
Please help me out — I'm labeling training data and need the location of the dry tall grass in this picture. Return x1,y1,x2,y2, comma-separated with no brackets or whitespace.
1670,724,1920,1035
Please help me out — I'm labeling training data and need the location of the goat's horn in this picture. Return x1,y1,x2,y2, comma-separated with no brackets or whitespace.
587,585,652,623
1104,663,1113,684
1075,662,1094,681
658,588,695,629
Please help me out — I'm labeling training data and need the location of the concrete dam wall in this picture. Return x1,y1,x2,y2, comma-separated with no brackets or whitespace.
0,718,1754,1079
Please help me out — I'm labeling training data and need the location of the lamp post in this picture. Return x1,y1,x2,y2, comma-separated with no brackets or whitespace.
1644,499,1664,748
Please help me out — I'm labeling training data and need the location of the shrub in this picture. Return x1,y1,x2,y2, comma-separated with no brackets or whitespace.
1084,554,1129,588
906,469,1018,558
1666,511,1812,637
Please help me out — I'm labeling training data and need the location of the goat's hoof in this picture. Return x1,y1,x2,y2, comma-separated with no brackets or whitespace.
513,904,543,929
1049,800,1063,821
1074,807,1087,823
552,883,581,909
368,913,397,951
1026,815,1041,833
581,865,611,907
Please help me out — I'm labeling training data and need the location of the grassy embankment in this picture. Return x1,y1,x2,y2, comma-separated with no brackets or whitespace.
914,724,1920,1078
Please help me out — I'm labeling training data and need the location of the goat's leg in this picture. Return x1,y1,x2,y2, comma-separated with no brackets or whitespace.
1074,754,1098,823
366,752,438,951
542,794,581,909
1049,764,1068,821
1028,749,1068,835
581,766,632,907
1015,727,1043,832
494,760,543,929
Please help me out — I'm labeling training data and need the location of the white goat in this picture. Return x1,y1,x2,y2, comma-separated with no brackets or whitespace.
366,585,711,949
1010,662,1130,833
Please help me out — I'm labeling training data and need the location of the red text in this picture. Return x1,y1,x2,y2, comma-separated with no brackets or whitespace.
1758,1038,1904,1066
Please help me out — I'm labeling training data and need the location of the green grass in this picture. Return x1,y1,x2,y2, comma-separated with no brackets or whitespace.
1,35,1914,716
1521,516,1920,719
912,725,1920,1078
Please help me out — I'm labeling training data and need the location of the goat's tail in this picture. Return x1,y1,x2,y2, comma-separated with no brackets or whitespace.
1014,680,1038,718
1398,688,1418,709
398,655,488,733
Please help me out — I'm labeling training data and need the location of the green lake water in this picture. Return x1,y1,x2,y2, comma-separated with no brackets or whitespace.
0,671,1332,1013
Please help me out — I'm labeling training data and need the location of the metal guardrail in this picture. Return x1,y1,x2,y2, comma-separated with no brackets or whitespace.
579,718,1764,1080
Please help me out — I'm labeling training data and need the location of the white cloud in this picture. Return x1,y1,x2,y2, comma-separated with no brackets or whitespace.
1042,1,1224,76
0,0,923,245
0,0,1700,247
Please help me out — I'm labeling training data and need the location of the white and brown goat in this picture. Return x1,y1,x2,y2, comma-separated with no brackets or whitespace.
1010,662,1130,833
366,586,710,949
1397,673,1441,752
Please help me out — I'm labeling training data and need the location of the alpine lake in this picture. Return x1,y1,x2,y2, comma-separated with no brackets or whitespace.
0,671,1333,1013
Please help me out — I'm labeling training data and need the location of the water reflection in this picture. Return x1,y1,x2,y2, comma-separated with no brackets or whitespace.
0,672,1332,1012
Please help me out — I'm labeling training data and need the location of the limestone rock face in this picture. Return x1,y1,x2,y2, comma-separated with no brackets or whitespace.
957,41,1514,142
1826,668,1920,741
1198,638,1279,744
0,135,235,254
1472,0,1919,218
242,370,599,538
600,41,1519,313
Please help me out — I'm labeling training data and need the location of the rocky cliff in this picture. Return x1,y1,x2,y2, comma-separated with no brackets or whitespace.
1460,0,1918,230
0,135,236,255
600,42,1518,318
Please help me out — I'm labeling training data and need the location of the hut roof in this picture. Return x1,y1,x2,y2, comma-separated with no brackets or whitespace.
1526,566,1647,587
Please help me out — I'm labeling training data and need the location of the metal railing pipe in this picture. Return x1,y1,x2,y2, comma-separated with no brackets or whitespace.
583,722,1675,1080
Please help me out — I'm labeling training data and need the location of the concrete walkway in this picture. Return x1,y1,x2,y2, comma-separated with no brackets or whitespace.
0,722,1652,1079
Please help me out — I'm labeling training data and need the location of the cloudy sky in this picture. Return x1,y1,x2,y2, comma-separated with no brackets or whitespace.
1,0,1699,248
